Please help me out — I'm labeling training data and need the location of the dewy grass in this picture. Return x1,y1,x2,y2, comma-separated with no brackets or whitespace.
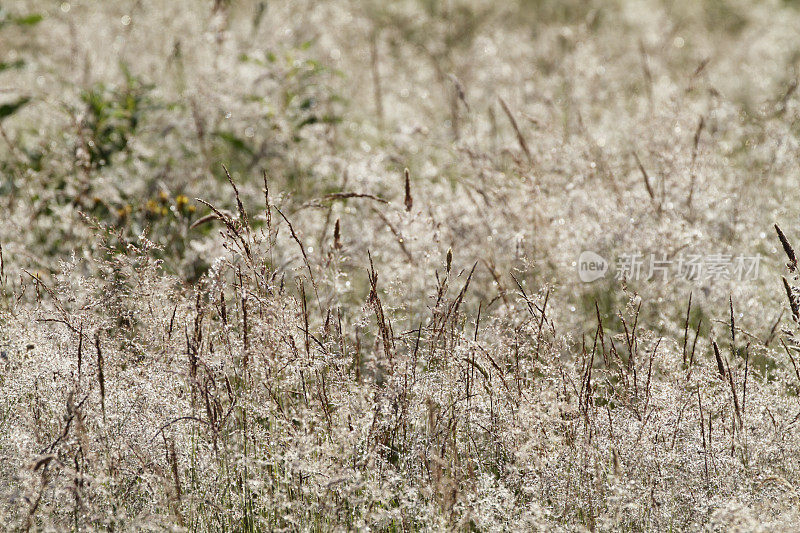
3,0,800,530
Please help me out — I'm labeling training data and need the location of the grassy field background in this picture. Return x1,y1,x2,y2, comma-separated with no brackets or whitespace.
2,0,800,530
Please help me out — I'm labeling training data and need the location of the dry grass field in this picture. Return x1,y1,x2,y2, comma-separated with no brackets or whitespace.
2,0,800,530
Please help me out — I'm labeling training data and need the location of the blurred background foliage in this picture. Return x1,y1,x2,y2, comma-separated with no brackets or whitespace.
1,0,800,336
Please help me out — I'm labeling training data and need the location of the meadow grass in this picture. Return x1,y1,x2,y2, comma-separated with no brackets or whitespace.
2,0,800,530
